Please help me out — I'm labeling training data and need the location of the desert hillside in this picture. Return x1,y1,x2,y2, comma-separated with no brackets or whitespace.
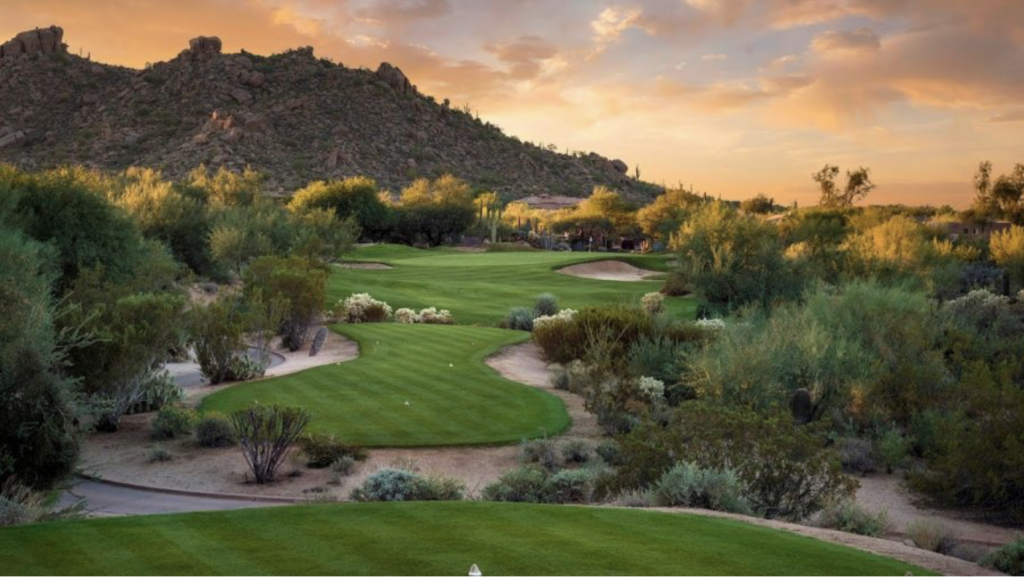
0,26,659,199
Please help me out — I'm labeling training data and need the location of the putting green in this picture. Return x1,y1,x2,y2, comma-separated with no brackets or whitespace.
328,245,697,325
200,324,570,446
0,502,934,575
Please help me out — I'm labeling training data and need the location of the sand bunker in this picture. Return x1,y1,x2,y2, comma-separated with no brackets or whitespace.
557,260,660,281
335,262,393,270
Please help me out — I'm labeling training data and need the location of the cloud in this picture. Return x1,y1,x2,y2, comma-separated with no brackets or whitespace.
701,53,728,61
811,28,881,53
590,6,650,56
352,0,451,25
484,35,558,80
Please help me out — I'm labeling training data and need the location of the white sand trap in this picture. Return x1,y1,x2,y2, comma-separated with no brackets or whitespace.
335,262,393,270
557,260,660,281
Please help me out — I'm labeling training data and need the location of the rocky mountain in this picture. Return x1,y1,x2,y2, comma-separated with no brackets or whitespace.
0,26,660,200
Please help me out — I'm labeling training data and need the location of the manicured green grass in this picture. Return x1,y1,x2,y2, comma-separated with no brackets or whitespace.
201,324,569,446
331,245,696,325
0,502,933,575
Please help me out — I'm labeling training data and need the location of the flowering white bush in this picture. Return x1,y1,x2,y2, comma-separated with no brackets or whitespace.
391,306,454,325
638,376,665,400
336,293,393,323
641,292,665,315
532,308,577,329
695,318,726,330
394,308,419,324
417,307,454,325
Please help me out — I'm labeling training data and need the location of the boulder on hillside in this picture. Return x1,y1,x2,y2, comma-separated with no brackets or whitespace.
0,26,66,59
610,159,628,174
375,62,415,95
184,36,222,62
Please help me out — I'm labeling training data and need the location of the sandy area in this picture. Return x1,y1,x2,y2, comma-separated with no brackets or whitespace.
334,262,393,270
557,260,660,281
638,506,1002,576
79,338,589,500
855,473,1020,547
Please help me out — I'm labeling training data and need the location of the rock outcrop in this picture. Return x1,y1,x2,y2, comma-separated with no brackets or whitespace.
0,28,658,200
0,26,66,59
375,62,415,95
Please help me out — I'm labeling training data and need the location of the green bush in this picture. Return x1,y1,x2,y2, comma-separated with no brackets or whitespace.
875,428,910,473
544,469,595,504
147,447,173,463
350,469,464,502
151,405,196,440
615,404,856,521
660,272,690,296
534,293,559,317
615,488,655,508
652,462,752,515
481,466,549,503
196,413,236,448
520,439,559,471
816,500,890,537
128,371,184,414
981,535,1024,576
298,433,366,468
506,307,534,332
330,455,358,477
838,437,876,476
561,440,590,464
532,305,655,365
596,440,623,466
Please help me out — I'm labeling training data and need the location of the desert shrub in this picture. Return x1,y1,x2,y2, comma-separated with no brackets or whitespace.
231,405,312,484
661,272,691,296
544,469,595,504
637,376,665,401
652,462,752,515
949,543,990,564
128,371,184,414
151,405,196,440
906,519,957,554
331,455,358,477
482,466,549,503
615,404,856,521
615,488,655,508
561,440,591,464
298,433,366,468
506,307,535,331
351,469,464,501
534,293,560,317
416,307,453,324
552,367,571,391
226,354,266,382
147,447,173,463
981,535,1024,576
816,500,890,537
521,439,559,471
641,292,665,315
196,413,236,448
289,177,393,241
838,437,876,476
0,480,84,527
596,440,623,466
532,305,652,365
875,427,910,473
336,293,392,323
394,308,418,323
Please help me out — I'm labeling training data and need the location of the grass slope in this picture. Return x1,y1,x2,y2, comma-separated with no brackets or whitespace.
0,502,933,576
201,324,569,446
330,245,695,325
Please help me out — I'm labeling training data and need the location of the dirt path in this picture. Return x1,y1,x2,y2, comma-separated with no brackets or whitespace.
638,506,1001,576
856,473,1020,547
556,260,660,282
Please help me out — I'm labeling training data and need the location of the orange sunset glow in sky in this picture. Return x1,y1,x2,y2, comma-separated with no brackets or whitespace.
3,0,1023,207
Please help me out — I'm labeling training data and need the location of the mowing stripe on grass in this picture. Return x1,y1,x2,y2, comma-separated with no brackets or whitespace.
0,502,935,576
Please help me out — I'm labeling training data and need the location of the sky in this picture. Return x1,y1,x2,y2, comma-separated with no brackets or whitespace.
3,0,1023,207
